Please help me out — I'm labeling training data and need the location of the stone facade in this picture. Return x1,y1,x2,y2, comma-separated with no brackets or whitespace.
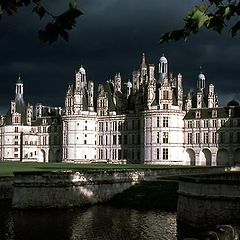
1,53,240,165
0,75,62,162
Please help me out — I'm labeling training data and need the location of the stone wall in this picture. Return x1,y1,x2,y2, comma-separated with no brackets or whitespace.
0,176,13,199
177,172,240,227
12,170,144,208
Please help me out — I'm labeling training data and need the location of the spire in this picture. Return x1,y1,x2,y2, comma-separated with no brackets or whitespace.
141,52,147,68
197,66,205,90
17,72,23,84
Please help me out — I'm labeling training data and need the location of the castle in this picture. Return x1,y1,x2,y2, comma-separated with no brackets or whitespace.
1,54,240,166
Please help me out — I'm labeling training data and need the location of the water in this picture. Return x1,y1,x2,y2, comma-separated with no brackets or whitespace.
0,200,177,240
1,200,239,240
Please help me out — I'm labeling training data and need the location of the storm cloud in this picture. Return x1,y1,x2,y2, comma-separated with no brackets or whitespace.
0,0,239,113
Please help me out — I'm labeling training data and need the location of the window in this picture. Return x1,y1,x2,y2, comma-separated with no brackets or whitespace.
137,135,140,144
14,148,18,152
84,140,87,144
106,136,108,145
219,132,225,143
157,117,160,127
203,132,209,144
99,136,103,145
156,148,160,160
123,149,128,159
113,121,117,131
14,141,18,145
163,104,168,110
163,132,169,143
237,132,240,143
221,120,226,127
123,135,128,144
187,133,193,144
212,120,217,128
14,154,18,158
105,122,108,131
118,150,122,160
132,120,135,130
118,122,122,131
157,132,160,144
124,121,128,131
204,120,208,128
187,121,193,128
15,127,18,133
132,135,135,144
99,122,104,131
230,132,233,143
118,135,122,144
163,90,169,100
212,132,217,144
15,135,18,139
85,126,87,130
196,132,200,144
163,117,169,127
113,135,117,145
163,148,168,160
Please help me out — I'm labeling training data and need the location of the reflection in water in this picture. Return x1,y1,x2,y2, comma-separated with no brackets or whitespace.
0,200,177,240
1,200,239,240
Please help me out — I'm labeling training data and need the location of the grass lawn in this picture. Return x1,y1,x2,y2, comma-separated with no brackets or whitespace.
0,161,191,177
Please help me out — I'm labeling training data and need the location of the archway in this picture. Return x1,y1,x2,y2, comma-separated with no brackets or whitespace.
201,149,212,166
186,149,196,166
216,149,229,166
233,149,240,165
39,149,46,163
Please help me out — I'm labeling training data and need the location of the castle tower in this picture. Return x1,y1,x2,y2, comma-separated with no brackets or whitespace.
196,69,206,109
75,65,87,90
88,81,94,111
208,84,218,108
158,54,168,83
177,73,183,109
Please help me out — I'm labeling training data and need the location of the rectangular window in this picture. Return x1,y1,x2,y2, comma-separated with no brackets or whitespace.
203,132,209,144
123,135,128,145
196,132,200,144
219,132,225,143
118,122,122,131
99,122,104,131
163,117,169,127
237,132,240,143
106,136,108,145
187,133,193,144
157,132,160,144
15,127,18,133
118,149,122,160
212,120,217,128
118,135,122,144
113,135,117,145
212,132,217,144
204,120,208,128
105,122,108,131
137,135,140,144
132,135,135,145
156,148,160,160
163,132,169,143
132,120,135,130
187,121,193,128
14,148,18,152
163,148,168,160
221,120,226,127
163,90,169,100
195,120,200,128
99,136,103,145
157,117,160,127
163,104,168,110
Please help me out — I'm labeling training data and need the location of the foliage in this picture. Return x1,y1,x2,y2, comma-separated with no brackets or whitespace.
160,0,240,43
0,0,83,44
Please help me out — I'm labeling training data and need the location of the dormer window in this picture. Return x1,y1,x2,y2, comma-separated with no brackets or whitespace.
195,110,201,118
212,109,217,118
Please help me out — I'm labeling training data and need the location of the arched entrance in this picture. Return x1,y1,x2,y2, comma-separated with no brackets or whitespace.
216,149,229,166
186,149,196,166
39,149,46,163
233,149,240,165
200,149,212,166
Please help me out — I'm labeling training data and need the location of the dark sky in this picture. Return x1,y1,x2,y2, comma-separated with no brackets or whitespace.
0,0,239,113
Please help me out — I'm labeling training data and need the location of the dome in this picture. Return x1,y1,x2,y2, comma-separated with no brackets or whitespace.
159,54,167,64
227,99,239,107
79,65,86,75
198,73,205,81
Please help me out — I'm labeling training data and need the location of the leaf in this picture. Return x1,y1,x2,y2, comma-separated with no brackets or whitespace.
32,4,46,19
